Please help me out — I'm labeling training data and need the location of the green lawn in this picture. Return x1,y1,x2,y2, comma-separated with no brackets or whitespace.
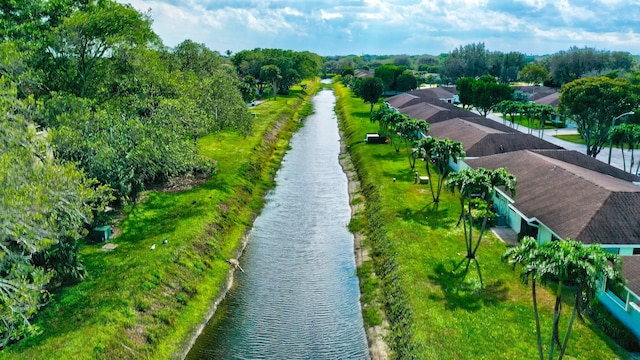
498,115,558,130
335,83,631,359
1,80,319,360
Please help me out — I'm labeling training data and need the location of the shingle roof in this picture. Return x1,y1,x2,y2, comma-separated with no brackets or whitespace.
466,150,640,245
534,92,559,106
385,93,422,109
513,86,559,101
530,150,640,183
429,119,561,157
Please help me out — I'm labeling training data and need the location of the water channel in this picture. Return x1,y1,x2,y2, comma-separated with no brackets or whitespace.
185,84,370,359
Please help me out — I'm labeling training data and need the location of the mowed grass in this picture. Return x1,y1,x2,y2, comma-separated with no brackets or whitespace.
1,80,319,360
335,83,630,359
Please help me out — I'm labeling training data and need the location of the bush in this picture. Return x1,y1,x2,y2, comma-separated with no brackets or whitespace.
586,299,640,352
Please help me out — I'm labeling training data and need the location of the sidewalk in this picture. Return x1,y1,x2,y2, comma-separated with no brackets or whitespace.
484,112,636,173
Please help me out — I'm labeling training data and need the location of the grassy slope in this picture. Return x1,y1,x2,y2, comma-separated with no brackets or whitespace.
335,82,630,360
1,80,319,360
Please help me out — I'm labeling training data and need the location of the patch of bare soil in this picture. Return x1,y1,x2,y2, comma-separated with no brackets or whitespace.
147,173,211,193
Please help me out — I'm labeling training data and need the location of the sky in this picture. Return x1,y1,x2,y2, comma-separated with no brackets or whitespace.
118,0,640,56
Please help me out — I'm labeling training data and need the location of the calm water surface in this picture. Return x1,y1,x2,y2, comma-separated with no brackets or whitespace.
186,86,370,359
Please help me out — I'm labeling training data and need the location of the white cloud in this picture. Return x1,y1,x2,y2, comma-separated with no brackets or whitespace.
118,0,640,56
320,9,343,20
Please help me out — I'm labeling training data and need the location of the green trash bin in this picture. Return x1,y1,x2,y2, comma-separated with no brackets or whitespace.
92,225,112,243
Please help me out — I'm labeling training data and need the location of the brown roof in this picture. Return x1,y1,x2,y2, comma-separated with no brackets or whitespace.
622,256,640,298
354,69,374,78
530,150,640,183
416,87,458,99
513,86,559,101
534,92,559,107
466,150,640,245
397,102,451,121
385,93,423,109
429,119,561,157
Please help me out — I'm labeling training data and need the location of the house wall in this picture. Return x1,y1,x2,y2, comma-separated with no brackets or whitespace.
508,209,521,233
537,226,553,243
597,290,640,341
449,157,469,172
601,245,639,256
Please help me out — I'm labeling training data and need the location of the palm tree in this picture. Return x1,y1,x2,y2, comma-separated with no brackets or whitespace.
395,118,429,169
555,241,623,360
417,137,465,203
505,238,624,360
446,167,517,260
503,236,544,360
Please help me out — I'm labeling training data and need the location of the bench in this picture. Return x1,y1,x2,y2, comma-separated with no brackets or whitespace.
414,172,429,184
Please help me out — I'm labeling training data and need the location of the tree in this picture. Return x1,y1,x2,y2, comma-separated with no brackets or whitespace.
504,238,623,360
0,79,110,345
394,118,429,169
541,46,634,85
447,168,517,260
417,137,465,203
559,77,638,157
519,64,550,85
260,64,281,100
44,0,157,98
472,76,514,116
171,39,222,79
503,237,545,360
374,63,407,92
442,42,489,83
360,77,384,114
396,70,418,92
495,100,523,127
456,77,475,109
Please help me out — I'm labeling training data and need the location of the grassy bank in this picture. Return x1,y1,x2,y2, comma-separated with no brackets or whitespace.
2,79,319,360
335,82,630,359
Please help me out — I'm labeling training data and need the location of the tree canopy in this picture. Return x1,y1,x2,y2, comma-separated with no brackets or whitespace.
559,76,639,157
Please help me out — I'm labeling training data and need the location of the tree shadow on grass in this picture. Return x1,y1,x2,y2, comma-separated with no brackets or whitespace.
396,202,452,229
372,151,403,162
428,258,508,311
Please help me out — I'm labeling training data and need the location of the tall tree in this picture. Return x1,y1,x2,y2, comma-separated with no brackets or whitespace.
395,118,429,169
519,64,550,85
559,76,638,157
442,42,489,83
44,0,157,98
360,76,384,114
0,80,109,345
504,238,623,360
472,76,514,116
455,77,475,109
417,137,465,203
260,64,281,100
447,167,517,260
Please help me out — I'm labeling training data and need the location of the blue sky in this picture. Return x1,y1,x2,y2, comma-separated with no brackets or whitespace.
120,0,640,56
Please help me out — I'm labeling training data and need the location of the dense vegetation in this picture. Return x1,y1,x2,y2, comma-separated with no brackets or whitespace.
0,0,322,348
325,43,639,87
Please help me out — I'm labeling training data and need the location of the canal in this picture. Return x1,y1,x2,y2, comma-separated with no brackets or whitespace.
185,84,370,359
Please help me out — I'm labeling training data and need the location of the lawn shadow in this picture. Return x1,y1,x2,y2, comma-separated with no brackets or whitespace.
428,258,508,311
396,202,452,229
372,151,403,162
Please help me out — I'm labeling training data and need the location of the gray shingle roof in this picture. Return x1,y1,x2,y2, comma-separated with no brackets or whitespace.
428,118,561,157
466,150,640,245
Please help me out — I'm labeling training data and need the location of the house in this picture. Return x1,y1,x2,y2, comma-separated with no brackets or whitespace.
429,119,561,156
465,150,640,254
